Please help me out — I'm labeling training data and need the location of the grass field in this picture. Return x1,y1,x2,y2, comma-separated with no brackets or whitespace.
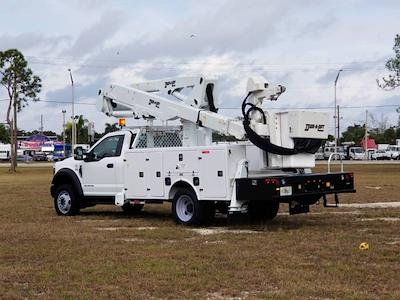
0,165,399,299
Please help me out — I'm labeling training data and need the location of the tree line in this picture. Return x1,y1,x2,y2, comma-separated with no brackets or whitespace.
0,121,121,145
341,124,400,145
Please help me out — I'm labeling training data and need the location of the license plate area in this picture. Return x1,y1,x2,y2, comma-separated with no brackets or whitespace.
280,186,293,196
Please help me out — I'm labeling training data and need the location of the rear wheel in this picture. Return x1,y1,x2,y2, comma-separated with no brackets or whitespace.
172,189,214,225
54,184,80,216
248,201,279,221
121,203,144,214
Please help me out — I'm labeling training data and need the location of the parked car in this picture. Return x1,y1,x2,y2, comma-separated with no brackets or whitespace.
17,154,33,163
371,149,388,160
385,145,400,160
323,146,345,160
33,152,47,161
315,147,324,160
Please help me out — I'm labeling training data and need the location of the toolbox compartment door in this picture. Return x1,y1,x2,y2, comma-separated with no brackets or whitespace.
199,149,227,198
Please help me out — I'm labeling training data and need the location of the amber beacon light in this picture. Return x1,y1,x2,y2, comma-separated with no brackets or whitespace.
118,118,126,127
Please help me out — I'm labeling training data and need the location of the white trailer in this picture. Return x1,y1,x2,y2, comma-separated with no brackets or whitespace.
51,75,355,225
0,144,11,161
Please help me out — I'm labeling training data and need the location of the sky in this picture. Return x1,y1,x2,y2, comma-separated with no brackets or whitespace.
1,0,400,136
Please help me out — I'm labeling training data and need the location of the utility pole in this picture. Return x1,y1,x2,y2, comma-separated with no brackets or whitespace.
334,69,343,154
337,105,340,146
88,121,95,144
40,114,43,134
62,110,66,158
68,69,76,152
364,110,368,160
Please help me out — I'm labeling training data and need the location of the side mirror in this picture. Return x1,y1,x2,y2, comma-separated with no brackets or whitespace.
74,146,84,160
83,151,95,162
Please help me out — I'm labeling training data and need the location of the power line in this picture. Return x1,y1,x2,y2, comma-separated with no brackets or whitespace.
32,82,392,90
28,60,388,72
24,54,388,68
25,55,389,72
1,98,399,110
220,104,400,110
0,99,95,105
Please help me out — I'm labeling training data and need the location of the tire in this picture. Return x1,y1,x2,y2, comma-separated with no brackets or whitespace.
121,203,144,214
248,201,279,221
172,188,214,225
54,184,80,216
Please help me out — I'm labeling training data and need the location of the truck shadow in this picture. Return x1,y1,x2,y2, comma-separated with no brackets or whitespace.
78,208,333,231
79,209,172,221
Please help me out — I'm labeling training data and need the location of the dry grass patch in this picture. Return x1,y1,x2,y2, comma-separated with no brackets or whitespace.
0,165,399,299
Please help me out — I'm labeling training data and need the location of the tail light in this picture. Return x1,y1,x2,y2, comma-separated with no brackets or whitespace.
264,178,279,186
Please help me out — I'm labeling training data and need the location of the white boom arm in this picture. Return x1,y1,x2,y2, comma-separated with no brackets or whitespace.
97,76,285,142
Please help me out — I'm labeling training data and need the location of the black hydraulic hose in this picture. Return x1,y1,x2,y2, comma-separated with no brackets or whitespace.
241,92,298,155
206,83,218,113
243,119,298,155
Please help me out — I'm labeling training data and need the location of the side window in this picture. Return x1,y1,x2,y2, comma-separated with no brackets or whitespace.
91,135,124,160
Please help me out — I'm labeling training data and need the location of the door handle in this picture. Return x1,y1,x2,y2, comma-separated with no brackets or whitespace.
107,163,114,168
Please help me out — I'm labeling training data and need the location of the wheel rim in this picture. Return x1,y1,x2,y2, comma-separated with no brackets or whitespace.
57,190,72,214
176,195,194,222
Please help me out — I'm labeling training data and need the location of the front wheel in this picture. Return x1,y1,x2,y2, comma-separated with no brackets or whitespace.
54,184,80,216
172,189,214,225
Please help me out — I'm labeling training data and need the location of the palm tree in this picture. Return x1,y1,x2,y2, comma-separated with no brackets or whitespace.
75,115,88,143
64,115,89,144
65,122,72,144
105,122,119,134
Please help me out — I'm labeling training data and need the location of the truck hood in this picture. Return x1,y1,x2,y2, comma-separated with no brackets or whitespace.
54,157,82,173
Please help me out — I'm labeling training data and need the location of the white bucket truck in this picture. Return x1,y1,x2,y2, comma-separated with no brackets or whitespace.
51,76,355,225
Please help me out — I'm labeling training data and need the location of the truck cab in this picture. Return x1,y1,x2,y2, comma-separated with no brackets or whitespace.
346,146,364,160
52,130,136,203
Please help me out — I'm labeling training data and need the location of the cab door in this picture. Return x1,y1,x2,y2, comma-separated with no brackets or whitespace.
81,134,125,196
